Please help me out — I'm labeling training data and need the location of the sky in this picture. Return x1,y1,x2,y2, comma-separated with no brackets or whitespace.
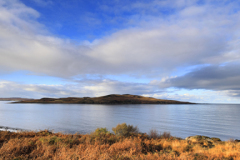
0,0,240,103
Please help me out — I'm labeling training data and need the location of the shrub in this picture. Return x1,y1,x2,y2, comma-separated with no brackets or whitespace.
149,129,160,139
112,123,139,137
148,130,171,139
160,132,171,139
92,127,110,137
48,136,62,145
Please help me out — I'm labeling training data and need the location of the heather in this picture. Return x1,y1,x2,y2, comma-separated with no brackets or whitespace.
0,123,239,160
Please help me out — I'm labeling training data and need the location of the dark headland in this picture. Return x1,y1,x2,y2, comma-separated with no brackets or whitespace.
14,94,194,104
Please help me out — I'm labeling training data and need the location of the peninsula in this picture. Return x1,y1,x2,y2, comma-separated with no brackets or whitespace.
0,98,33,101
14,94,194,104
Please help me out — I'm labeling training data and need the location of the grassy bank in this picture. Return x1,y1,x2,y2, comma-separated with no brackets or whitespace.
0,123,239,160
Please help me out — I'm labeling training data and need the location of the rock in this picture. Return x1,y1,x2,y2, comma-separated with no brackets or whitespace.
185,135,211,141
185,135,219,148
210,137,221,142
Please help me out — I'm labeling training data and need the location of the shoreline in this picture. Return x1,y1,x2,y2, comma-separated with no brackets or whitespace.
0,126,240,159
0,125,239,142
0,126,27,132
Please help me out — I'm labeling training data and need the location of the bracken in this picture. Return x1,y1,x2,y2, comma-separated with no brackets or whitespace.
0,124,240,160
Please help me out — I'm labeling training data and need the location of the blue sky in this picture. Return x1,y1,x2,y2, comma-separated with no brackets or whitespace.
0,0,240,103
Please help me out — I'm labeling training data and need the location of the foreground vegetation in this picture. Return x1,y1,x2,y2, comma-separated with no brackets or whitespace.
0,123,239,160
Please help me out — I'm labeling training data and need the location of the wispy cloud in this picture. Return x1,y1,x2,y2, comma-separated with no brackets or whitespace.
32,0,53,6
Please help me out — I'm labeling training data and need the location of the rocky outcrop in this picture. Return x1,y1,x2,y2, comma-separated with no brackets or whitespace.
185,135,222,148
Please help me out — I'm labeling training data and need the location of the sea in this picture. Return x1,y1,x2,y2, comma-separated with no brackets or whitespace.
0,101,239,141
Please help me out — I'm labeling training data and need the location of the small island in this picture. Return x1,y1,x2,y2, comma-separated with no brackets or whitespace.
14,94,194,104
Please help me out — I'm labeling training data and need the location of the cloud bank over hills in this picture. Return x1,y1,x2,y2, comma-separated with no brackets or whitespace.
0,0,240,103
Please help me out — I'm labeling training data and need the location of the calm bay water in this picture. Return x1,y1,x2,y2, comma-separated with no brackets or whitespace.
0,101,240,140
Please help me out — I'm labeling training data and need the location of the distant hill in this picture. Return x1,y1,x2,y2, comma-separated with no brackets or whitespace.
0,98,33,101
14,94,194,104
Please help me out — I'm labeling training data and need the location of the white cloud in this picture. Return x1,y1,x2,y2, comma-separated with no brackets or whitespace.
0,0,240,77
0,79,161,98
0,0,240,101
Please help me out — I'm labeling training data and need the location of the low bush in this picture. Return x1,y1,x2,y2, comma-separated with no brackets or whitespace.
149,130,171,139
160,131,171,139
149,129,160,139
92,127,110,137
112,123,139,137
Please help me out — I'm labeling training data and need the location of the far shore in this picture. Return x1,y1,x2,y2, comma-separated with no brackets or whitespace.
13,94,195,104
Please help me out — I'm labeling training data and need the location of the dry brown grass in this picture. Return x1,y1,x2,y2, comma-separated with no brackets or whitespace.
0,129,240,160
